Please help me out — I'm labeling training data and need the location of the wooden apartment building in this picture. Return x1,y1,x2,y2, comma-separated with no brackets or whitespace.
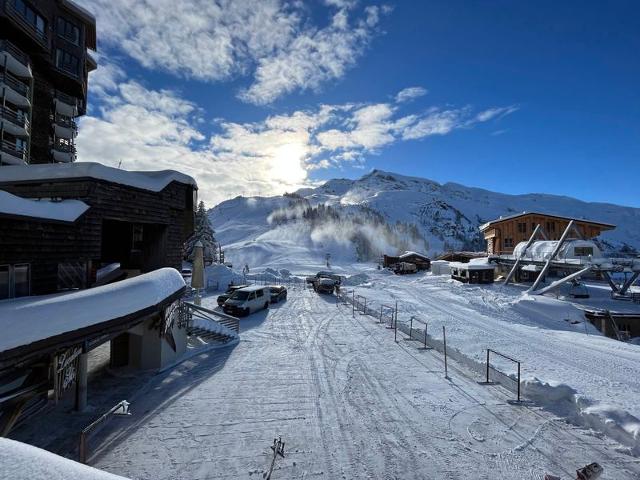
479,212,615,255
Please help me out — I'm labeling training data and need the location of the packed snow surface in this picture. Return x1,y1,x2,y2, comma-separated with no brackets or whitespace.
87,288,640,479
0,162,196,191
0,438,129,480
0,268,185,354
0,189,88,222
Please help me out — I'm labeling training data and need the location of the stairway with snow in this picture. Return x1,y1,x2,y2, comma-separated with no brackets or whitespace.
182,302,240,346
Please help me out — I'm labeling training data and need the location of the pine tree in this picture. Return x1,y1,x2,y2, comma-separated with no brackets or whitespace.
184,201,218,265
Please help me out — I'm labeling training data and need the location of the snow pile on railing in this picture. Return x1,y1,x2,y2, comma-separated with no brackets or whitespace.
0,437,130,479
0,190,88,222
0,268,185,354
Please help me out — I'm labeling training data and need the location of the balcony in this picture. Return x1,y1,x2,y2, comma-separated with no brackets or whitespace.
3,0,48,47
0,140,26,165
52,113,76,139
0,71,31,108
51,140,76,163
0,105,29,137
0,39,32,78
53,91,79,117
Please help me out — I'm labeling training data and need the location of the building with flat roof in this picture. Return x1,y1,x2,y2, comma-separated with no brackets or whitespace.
479,211,615,255
1,0,97,166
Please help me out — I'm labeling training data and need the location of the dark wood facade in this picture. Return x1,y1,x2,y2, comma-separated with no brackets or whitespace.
0,176,195,296
480,212,615,255
383,253,431,270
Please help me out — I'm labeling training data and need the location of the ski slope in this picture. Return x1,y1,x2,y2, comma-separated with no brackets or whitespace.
89,287,639,479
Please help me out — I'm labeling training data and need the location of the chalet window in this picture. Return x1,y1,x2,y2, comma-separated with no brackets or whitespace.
12,0,46,38
503,238,514,248
55,49,80,77
546,222,556,233
0,266,9,300
57,17,80,45
574,246,594,257
531,222,537,232
517,222,527,234
0,264,30,298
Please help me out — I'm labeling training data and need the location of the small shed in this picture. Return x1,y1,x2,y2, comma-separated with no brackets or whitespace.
437,251,487,263
430,260,450,276
450,261,495,284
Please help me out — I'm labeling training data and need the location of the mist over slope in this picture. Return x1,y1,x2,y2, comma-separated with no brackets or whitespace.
209,169,640,267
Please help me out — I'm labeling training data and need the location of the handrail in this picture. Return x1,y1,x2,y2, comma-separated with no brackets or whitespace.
0,105,29,129
54,113,77,129
52,141,76,153
54,90,78,107
0,71,30,96
1,140,25,156
184,301,240,333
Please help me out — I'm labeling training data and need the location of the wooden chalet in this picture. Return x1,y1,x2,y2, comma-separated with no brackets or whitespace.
479,212,615,255
0,162,197,298
383,251,431,271
436,251,487,263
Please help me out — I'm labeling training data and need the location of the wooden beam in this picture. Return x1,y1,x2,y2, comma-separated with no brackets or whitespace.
528,220,576,294
504,224,542,285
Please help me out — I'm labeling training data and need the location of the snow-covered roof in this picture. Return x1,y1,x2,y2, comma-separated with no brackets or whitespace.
449,261,495,270
0,190,89,222
0,162,197,192
0,438,129,480
399,251,429,260
479,211,615,231
0,268,185,355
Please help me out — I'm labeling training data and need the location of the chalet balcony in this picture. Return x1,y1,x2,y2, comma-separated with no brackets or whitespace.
53,91,79,117
0,140,26,165
53,113,77,139
0,39,32,78
0,105,29,137
0,71,31,108
51,141,76,163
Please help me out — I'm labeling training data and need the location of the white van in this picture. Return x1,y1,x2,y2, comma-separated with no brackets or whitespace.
222,285,270,317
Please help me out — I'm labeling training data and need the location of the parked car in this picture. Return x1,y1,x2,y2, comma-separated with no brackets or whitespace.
269,285,288,303
223,285,270,316
314,277,339,294
217,284,249,306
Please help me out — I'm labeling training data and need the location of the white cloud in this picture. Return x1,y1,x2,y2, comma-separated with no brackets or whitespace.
475,105,519,122
78,0,385,105
78,78,516,205
395,86,428,103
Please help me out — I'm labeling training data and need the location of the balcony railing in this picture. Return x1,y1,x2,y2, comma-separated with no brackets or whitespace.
0,139,26,159
0,71,30,97
52,141,76,154
0,105,29,131
0,38,31,68
54,113,76,130
54,90,78,108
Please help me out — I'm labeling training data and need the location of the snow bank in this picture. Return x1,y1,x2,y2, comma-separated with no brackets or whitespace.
512,294,600,333
0,190,88,222
204,264,244,291
0,438,129,479
342,273,370,286
0,162,196,192
522,378,640,455
0,268,185,354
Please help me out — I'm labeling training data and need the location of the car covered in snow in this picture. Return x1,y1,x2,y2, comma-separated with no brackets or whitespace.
217,284,249,306
223,285,270,316
314,277,340,294
269,286,288,303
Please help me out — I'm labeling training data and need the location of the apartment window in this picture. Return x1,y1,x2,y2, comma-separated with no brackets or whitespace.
504,238,514,248
517,222,527,234
55,49,80,77
57,17,80,45
0,266,9,300
12,0,46,38
0,264,30,299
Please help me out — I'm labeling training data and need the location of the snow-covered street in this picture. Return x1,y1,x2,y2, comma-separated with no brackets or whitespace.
89,286,640,479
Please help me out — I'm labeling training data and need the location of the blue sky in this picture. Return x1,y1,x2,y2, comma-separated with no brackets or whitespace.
75,0,640,207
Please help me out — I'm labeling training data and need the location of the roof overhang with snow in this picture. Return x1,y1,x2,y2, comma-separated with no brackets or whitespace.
0,162,197,192
0,190,89,223
479,211,615,232
0,268,185,364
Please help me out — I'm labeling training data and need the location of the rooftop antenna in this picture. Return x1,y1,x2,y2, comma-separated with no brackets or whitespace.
117,159,123,169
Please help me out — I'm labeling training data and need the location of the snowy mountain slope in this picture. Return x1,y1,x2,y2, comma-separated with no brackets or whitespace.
209,169,640,266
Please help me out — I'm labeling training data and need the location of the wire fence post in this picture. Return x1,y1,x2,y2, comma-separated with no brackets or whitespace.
443,325,448,378
352,291,355,317
379,305,383,323
409,316,413,340
395,301,398,329
394,312,398,342
424,324,428,349
517,362,521,402
486,349,490,383
364,297,367,315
